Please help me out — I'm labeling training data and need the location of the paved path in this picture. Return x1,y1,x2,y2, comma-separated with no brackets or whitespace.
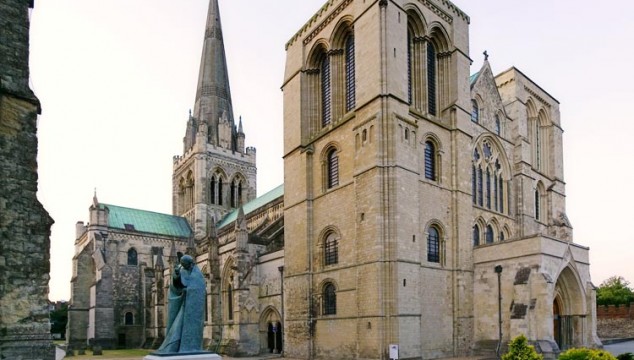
604,340,634,357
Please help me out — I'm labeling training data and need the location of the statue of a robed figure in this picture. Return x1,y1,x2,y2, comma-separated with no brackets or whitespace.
145,254,221,359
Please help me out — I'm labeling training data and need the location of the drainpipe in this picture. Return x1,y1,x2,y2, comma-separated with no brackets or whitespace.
278,265,285,355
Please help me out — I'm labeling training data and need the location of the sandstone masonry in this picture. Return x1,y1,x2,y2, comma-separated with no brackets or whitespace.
0,0,56,359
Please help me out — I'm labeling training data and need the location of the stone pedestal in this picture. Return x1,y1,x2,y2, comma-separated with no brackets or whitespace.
144,353,221,360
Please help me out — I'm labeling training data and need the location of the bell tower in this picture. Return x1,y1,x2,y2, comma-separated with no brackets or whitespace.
173,0,256,240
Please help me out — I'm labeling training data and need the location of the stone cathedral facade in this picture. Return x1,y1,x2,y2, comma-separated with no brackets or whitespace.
67,0,601,358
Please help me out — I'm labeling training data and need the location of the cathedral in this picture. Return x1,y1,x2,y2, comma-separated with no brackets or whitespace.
67,0,601,359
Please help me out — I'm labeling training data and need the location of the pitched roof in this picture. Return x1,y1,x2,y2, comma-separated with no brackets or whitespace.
470,71,480,87
100,204,192,238
217,184,284,229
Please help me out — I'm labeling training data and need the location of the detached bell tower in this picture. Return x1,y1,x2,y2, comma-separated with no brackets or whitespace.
173,0,256,240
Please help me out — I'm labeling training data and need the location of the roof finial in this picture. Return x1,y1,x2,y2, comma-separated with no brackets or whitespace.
483,50,489,61
93,188,98,207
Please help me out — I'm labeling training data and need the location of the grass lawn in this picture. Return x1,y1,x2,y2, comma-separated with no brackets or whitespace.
67,348,152,359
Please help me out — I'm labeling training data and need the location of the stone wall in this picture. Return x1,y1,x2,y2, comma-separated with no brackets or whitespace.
0,1,55,359
597,304,634,340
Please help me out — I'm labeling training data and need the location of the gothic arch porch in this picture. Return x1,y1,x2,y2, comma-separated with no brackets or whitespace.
259,307,282,354
553,266,586,351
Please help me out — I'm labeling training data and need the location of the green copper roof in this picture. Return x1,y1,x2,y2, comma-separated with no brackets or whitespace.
470,71,480,86
217,184,284,229
100,204,192,238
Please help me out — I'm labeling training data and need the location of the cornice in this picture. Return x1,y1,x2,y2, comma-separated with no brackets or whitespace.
524,86,552,109
286,0,354,50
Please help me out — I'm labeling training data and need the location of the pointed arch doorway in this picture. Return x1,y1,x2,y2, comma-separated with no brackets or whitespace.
553,266,586,350
259,307,282,354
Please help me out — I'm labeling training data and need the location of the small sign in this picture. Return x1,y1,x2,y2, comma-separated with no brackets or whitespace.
389,344,399,359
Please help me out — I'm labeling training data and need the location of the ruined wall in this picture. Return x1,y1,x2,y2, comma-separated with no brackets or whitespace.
0,1,55,359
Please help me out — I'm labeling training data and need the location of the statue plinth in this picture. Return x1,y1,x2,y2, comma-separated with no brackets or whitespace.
144,352,221,360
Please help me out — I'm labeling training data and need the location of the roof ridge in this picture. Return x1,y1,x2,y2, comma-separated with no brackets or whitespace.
101,203,183,218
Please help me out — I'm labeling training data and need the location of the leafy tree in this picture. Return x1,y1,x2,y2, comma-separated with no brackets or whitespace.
502,334,543,360
50,302,68,339
596,276,634,306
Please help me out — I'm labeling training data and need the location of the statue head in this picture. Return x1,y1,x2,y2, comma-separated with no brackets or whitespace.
180,255,194,271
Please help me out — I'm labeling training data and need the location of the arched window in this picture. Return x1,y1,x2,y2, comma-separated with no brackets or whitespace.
327,148,339,189
323,283,336,315
427,226,440,263
427,42,437,116
321,55,331,127
407,30,413,105
218,179,223,206
535,187,542,222
230,182,236,208
486,169,491,209
472,165,477,204
210,176,217,205
499,230,506,242
477,168,483,207
473,224,480,246
535,121,541,170
495,114,501,135
486,225,494,244
324,232,338,266
473,140,509,215
127,248,138,266
124,312,134,325
424,141,436,181
345,34,356,112
471,100,479,123
227,284,234,320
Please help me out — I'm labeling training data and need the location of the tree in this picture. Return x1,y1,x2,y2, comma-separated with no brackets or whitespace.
50,302,68,339
502,334,543,360
596,276,634,306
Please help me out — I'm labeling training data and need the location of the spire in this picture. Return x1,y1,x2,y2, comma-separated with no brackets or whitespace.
238,116,244,134
192,0,235,147
92,188,98,207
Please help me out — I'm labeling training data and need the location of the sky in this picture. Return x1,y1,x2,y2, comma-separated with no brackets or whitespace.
29,0,634,302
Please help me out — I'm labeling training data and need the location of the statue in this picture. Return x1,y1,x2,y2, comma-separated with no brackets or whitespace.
156,254,206,354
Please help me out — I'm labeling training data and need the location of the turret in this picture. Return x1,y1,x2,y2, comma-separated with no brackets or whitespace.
236,116,245,153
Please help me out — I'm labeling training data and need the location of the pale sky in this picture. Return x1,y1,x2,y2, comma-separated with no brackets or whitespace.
29,0,634,301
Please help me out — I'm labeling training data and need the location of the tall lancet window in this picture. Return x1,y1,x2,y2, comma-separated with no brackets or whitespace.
210,176,217,205
345,34,356,112
230,182,236,208
321,55,332,127
238,182,243,206
407,30,412,105
230,178,243,208
427,42,437,116
218,179,223,206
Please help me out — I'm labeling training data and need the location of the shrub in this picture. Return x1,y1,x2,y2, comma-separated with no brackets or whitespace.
617,353,634,360
558,348,617,360
502,335,543,360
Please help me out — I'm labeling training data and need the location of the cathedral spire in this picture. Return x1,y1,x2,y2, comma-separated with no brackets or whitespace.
191,0,235,148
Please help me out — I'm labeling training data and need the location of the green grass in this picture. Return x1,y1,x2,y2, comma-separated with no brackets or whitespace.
68,348,152,359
